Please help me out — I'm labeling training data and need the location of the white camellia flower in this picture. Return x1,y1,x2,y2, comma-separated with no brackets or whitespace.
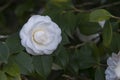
98,20,106,28
105,51,120,80
19,15,62,55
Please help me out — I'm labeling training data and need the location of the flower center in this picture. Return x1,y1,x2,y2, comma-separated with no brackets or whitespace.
33,30,48,45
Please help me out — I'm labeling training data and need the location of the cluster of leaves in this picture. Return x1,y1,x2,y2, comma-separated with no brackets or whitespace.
0,0,120,80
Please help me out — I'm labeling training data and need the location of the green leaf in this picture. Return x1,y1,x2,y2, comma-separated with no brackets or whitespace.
69,51,80,74
95,67,105,80
102,21,113,47
77,45,96,69
47,0,72,9
44,12,77,34
6,34,24,54
3,61,20,77
32,55,53,78
89,43,101,62
0,71,7,80
6,76,13,80
68,44,96,74
54,45,69,68
59,12,77,34
61,32,69,44
110,32,120,52
12,52,33,75
7,75,21,80
77,13,90,22
0,42,9,63
12,75,21,80
62,12,77,34
89,9,112,22
79,22,101,35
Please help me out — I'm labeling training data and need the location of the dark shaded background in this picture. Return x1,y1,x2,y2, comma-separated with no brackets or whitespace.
0,0,120,34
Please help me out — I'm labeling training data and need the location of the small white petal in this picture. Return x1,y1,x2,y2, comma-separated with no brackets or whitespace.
76,28,100,43
98,20,105,28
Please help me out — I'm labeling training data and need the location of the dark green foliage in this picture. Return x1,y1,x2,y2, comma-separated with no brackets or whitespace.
0,42,9,63
0,0,120,80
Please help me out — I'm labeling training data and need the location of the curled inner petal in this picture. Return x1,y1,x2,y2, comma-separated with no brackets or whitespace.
32,29,48,45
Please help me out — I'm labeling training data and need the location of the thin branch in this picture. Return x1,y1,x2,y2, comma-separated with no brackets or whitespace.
72,1,120,13
62,74,75,80
90,1,120,11
71,7,90,13
0,0,13,12
111,15,120,20
76,2,95,7
69,43,86,49
118,29,120,32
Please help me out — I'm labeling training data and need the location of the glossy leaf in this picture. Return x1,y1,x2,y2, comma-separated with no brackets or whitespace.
95,67,105,80
7,75,21,80
44,11,77,34
61,32,69,44
77,13,90,22
110,32,120,52
3,61,20,77
13,52,33,75
6,34,24,54
0,71,7,80
79,22,101,35
32,55,53,78
90,9,112,22
77,45,96,69
69,50,80,74
102,21,113,47
54,45,69,68
58,12,77,34
0,42,9,63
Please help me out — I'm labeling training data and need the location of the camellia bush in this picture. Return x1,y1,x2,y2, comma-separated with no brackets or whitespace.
0,0,120,80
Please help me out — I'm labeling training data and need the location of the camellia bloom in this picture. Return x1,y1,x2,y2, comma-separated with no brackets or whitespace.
105,51,120,80
19,15,62,55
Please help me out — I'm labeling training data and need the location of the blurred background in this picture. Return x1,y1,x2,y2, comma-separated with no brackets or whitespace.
0,0,120,34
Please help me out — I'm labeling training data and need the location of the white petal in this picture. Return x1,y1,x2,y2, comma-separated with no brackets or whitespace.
107,57,117,67
19,15,62,55
43,49,54,55
98,20,105,28
105,52,120,80
28,15,51,25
